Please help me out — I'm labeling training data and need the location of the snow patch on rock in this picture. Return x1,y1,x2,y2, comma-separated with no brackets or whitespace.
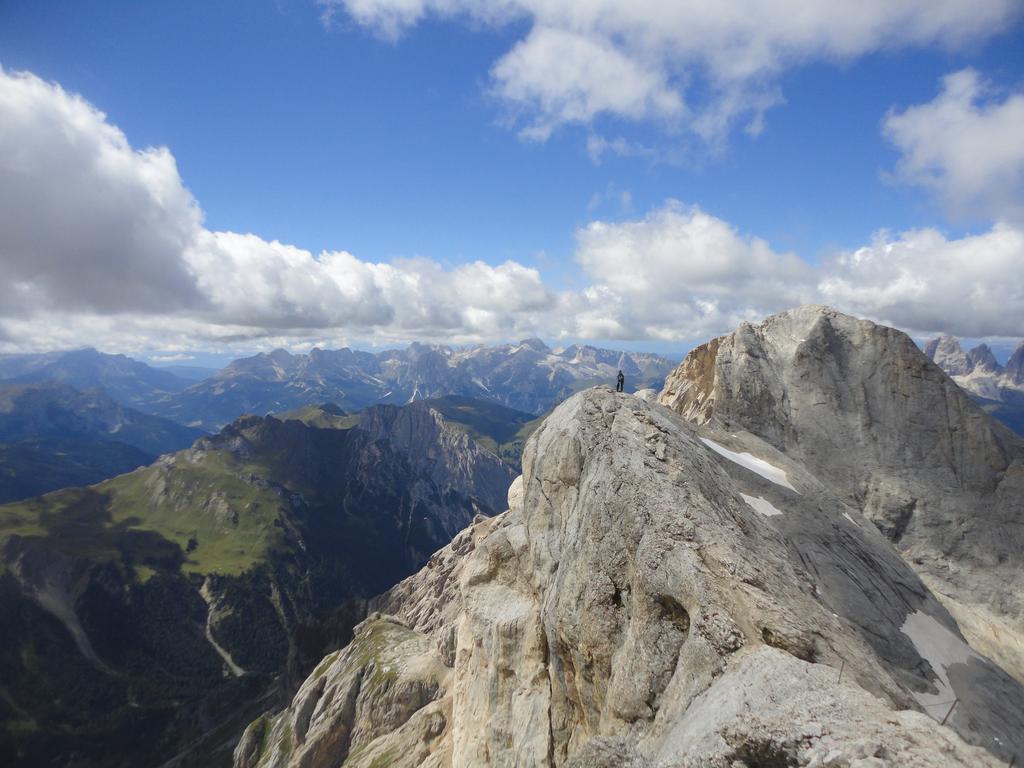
740,493,783,517
700,438,798,492
901,610,983,717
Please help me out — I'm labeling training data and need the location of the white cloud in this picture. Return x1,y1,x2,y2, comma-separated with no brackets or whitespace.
585,134,660,165
188,232,392,329
0,67,561,352
884,68,1024,224
2,66,1023,355
571,201,814,339
818,223,1024,338
323,0,1019,145
0,66,204,315
491,25,684,141
573,202,1024,341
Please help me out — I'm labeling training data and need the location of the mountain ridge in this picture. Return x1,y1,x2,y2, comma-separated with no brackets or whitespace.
0,381,205,503
0,396,520,767
0,348,191,409
156,340,675,430
237,377,1024,767
660,305,1024,683
1,341,675,434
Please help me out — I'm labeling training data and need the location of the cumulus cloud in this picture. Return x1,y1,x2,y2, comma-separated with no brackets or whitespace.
572,201,814,339
819,224,1024,338
324,0,1018,145
187,232,392,330
0,67,561,351
573,202,1024,341
0,66,204,315
884,69,1024,223
492,26,684,141
3,66,1023,355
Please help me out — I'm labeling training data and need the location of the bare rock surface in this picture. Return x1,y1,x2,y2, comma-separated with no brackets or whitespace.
660,306,1024,684
357,402,516,514
237,384,1022,767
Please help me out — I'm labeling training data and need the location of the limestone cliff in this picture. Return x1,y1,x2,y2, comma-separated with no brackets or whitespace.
236,386,1024,767
659,306,1024,685
357,402,516,516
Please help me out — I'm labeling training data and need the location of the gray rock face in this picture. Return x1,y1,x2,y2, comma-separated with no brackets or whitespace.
922,336,971,376
966,344,1000,374
1007,341,1024,385
237,387,1022,767
356,402,517,515
660,306,1024,685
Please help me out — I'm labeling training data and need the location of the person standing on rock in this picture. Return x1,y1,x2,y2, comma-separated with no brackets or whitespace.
616,370,625,392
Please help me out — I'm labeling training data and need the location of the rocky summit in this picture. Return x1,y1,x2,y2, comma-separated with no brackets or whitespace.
661,306,1024,685
234,308,1024,768
923,335,1024,435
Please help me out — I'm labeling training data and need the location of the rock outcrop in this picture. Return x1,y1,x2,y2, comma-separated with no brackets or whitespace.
660,306,1024,685
237,384,1024,767
922,336,971,377
357,402,515,515
1007,342,1024,386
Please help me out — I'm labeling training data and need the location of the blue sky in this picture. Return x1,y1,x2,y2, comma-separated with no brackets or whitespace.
1,0,1023,362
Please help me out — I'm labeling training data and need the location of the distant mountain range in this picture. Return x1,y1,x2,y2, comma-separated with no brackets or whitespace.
1,342,677,432
0,382,204,503
161,339,674,430
0,348,191,409
154,365,221,381
923,336,1024,434
5,337,1019,438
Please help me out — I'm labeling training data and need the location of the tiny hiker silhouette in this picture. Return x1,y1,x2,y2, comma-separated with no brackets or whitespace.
616,370,625,392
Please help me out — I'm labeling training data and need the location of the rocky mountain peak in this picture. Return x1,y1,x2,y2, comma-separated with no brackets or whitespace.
517,337,551,353
237,385,1024,767
267,349,296,367
918,334,1024,434
924,337,1005,378
659,305,1024,683
966,343,1001,373
1007,340,1024,384
923,334,970,375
